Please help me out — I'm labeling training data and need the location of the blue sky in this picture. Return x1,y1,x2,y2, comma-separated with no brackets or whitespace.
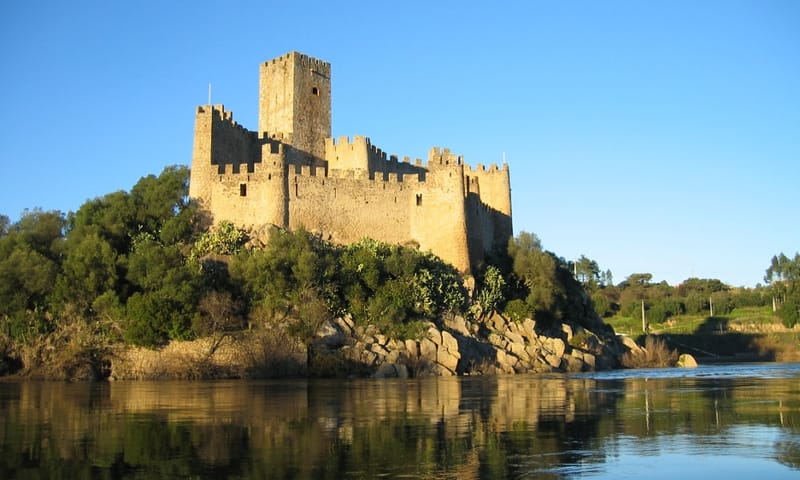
1,1,797,287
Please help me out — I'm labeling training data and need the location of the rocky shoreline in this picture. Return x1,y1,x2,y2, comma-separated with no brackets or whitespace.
107,312,643,380
322,313,622,378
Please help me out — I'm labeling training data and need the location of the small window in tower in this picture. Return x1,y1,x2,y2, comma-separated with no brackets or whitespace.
312,87,319,96
416,194,422,206
240,183,247,197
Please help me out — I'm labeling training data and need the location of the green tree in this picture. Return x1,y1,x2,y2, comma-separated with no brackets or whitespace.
129,165,194,244
67,165,194,256
0,210,65,332
67,191,136,253
0,245,58,317
676,278,729,297
778,296,799,328
54,233,119,314
590,290,615,318
599,269,614,288
764,252,800,313
336,238,465,337
506,232,597,329
573,255,600,290
123,234,200,346
230,228,338,343
11,209,66,260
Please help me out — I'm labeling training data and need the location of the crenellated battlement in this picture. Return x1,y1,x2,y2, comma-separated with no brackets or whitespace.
197,104,257,139
265,51,331,72
191,51,512,274
326,135,371,150
465,162,510,174
428,147,463,167
216,162,260,175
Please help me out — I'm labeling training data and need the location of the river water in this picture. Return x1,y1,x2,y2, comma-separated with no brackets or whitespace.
1,363,798,479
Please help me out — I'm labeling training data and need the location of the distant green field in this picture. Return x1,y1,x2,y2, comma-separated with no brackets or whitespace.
605,306,775,336
605,306,800,361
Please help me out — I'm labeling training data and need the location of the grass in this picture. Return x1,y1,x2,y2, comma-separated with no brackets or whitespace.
605,306,799,362
620,335,679,368
605,306,777,336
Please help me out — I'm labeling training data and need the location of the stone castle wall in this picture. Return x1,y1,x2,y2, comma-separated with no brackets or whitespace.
190,52,512,273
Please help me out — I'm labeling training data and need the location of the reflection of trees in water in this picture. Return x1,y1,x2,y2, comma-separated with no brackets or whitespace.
776,435,800,470
1,374,798,478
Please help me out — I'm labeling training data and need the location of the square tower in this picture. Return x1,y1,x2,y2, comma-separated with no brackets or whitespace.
258,51,331,159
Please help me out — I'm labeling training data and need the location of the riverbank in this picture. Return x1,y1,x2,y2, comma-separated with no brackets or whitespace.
5,310,796,381
2,312,630,381
607,306,800,363
108,312,625,380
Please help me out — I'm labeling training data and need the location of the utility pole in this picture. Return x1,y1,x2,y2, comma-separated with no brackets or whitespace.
709,294,714,317
641,299,647,333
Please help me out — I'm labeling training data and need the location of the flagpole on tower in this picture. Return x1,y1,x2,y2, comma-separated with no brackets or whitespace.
208,83,212,106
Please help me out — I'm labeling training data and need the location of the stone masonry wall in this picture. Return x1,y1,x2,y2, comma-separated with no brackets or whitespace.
190,52,513,273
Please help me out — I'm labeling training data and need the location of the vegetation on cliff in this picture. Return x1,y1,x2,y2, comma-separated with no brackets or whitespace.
0,166,590,378
0,166,796,378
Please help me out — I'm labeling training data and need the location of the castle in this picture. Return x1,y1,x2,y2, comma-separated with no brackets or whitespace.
189,52,512,273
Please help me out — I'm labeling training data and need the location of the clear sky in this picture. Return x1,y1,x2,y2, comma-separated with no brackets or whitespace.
1,1,798,287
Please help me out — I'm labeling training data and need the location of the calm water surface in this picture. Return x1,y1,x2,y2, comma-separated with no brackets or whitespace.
1,363,799,479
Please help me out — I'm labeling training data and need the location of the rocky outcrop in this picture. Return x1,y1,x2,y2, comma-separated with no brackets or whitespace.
315,313,625,378
676,353,698,368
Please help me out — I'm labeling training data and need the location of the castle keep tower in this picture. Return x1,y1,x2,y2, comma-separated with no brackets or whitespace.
259,52,331,159
190,52,512,274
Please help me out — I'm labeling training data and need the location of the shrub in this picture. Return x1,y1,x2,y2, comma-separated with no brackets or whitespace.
474,265,506,319
621,335,678,368
503,299,530,323
778,296,799,328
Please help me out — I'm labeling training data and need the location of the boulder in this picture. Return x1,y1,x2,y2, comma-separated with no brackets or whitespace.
561,323,573,341
427,327,442,345
369,343,389,359
564,354,584,372
581,333,603,355
581,352,596,370
420,338,438,360
317,320,346,348
495,350,516,374
361,350,378,366
676,353,698,368
437,348,460,372
619,335,642,354
545,353,562,369
508,340,529,361
374,362,410,379
441,330,459,353
445,315,471,336
487,333,505,348
334,316,355,336
543,337,566,358
374,362,398,378
404,339,419,358
521,318,536,338
488,314,506,332
505,330,525,346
